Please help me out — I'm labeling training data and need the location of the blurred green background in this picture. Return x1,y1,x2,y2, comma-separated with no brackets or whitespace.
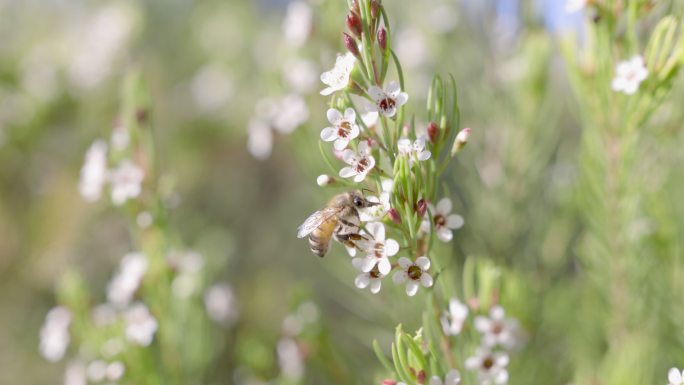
2,0,684,384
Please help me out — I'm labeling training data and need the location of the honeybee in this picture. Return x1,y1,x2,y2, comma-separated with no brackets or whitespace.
297,190,378,257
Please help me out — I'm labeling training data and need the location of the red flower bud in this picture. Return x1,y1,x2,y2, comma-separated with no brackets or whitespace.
378,27,387,50
370,0,381,19
427,121,439,144
346,12,362,37
417,199,427,217
343,33,360,57
388,208,401,224
417,370,426,384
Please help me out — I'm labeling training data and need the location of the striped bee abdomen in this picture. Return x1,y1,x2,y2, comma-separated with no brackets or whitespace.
309,218,337,257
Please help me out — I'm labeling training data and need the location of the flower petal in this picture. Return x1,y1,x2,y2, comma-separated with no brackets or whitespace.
418,150,431,161
445,369,461,385
405,281,419,296
420,273,433,288
334,138,350,151
669,368,682,384
437,227,453,242
320,86,335,96
429,376,443,385
446,214,464,229
366,221,385,241
398,257,412,269
474,316,491,333
342,149,356,164
327,108,342,125
343,107,356,122
320,127,337,141
339,167,356,178
416,256,431,270
368,86,384,101
369,280,382,294
355,274,369,288
436,197,452,215
394,92,409,106
384,239,399,257
386,81,400,96
377,258,391,275
360,256,377,273
490,305,505,320
393,271,407,284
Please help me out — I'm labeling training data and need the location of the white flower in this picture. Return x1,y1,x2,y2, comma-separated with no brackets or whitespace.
441,297,469,336
340,141,375,182
393,256,434,296
39,306,72,362
109,160,144,206
359,178,393,222
78,140,108,202
398,137,431,166
124,302,158,346
284,59,318,94
106,361,125,381
611,55,648,95
320,52,355,96
474,305,520,349
354,264,386,294
421,197,464,242
204,283,238,327
430,369,462,385
282,0,312,47
247,118,273,160
353,222,399,275
107,252,148,308
64,360,87,385
564,0,587,13
271,94,309,134
86,360,107,382
668,368,684,385
465,348,509,385
278,337,305,380
320,108,360,150
190,64,234,114
368,81,409,117
316,174,334,186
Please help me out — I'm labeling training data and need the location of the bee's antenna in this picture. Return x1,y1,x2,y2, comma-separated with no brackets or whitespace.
361,187,376,195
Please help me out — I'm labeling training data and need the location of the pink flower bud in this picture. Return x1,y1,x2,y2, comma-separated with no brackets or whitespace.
416,199,427,217
382,380,397,385
451,127,471,156
378,27,387,50
427,121,439,144
343,33,360,58
346,12,362,37
370,0,381,19
388,208,401,224
417,370,426,384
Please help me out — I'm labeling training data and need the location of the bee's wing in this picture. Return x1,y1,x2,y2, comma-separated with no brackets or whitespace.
296,207,342,238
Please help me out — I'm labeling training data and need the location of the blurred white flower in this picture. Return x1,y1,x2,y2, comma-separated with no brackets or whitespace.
271,94,309,134
284,59,318,94
86,360,107,382
106,361,125,381
421,197,464,242
353,222,399,275
204,283,238,327
282,0,312,47
339,141,375,182
282,302,320,336
359,178,393,222
191,64,234,114
353,264,386,294
398,137,431,166
110,123,130,151
136,211,153,228
277,337,304,380
474,305,520,349
92,303,117,327
64,360,87,385
320,52,355,96
396,28,427,69
368,81,408,117
612,56,648,95
39,306,72,362
393,256,434,296
429,3,459,33
78,140,108,202
101,338,125,358
124,302,158,346
67,3,136,90
441,297,469,336
669,368,684,385
430,369,461,385
107,252,148,308
247,118,273,160
465,348,509,385
109,160,144,206
564,0,587,13
320,108,360,150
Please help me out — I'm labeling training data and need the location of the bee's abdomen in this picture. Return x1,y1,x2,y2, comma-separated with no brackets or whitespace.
309,219,336,257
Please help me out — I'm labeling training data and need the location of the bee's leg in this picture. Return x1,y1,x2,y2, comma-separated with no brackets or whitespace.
335,232,370,250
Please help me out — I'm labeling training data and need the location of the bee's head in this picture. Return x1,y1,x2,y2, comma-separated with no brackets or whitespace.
348,190,378,208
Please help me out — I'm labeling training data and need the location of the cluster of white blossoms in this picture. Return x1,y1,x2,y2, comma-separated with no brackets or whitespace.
39,306,72,362
668,367,684,385
78,128,145,206
612,55,648,95
420,197,464,243
437,298,522,385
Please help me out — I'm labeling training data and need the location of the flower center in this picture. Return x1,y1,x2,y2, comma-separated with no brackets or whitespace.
434,214,446,227
491,321,504,334
337,121,352,138
373,243,384,258
378,97,396,112
369,266,381,279
355,157,370,173
483,357,494,370
407,265,422,280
